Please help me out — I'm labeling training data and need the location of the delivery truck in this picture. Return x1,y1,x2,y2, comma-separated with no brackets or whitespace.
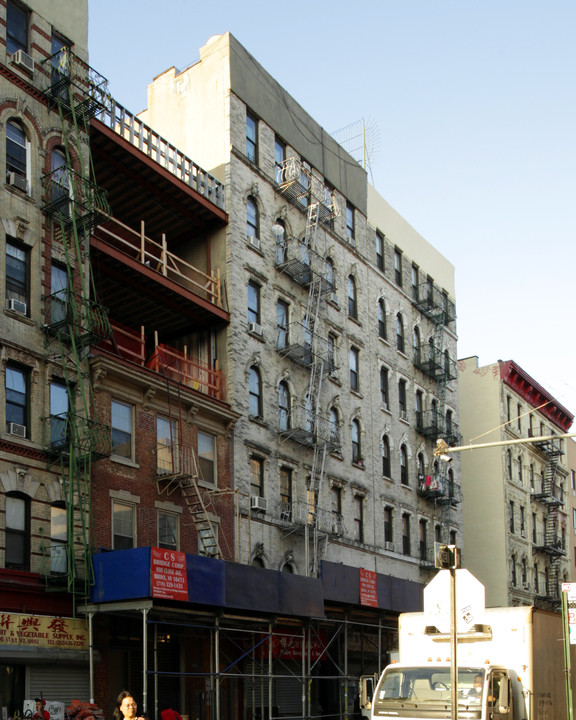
370,604,571,720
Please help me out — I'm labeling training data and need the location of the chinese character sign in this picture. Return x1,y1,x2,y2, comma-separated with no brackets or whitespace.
0,614,87,648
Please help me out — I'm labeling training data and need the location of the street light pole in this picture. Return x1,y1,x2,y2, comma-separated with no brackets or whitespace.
435,544,461,720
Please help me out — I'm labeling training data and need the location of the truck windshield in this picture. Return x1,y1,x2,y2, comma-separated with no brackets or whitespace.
373,667,484,718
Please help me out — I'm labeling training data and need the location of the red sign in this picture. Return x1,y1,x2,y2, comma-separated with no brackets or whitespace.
257,631,327,660
151,547,189,600
359,568,378,607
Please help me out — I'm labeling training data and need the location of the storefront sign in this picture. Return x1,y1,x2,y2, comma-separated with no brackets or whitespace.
151,547,188,601
359,569,378,607
0,613,87,648
257,631,327,660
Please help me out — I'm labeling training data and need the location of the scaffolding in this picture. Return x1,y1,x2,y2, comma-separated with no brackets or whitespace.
38,47,112,607
276,158,340,576
84,602,396,720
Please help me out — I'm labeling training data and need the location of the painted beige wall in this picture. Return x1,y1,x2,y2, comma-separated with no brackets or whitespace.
34,0,88,55
140,32,367,210
458,356,510,605
140,34,231,180
367,184,455,296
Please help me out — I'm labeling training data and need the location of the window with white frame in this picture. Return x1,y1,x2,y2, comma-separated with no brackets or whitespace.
6,364,28,436
198,431,216,484
158,510,179,550
6,492,29,570
112,500,136,550
248,366,263,419
6,119,28,190
50,503,67,574
247,280,261,326
157,415,178,475
6,239,29,311
111,400,133,459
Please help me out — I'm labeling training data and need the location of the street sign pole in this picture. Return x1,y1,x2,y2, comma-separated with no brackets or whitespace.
562,586,574,720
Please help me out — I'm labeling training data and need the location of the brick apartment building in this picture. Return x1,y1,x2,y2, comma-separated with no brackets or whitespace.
0,7,462,720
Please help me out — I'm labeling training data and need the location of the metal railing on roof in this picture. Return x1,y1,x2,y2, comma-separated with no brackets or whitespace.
96,99,226,210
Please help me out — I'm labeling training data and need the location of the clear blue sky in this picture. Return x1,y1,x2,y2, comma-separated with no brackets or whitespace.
89,0,576,425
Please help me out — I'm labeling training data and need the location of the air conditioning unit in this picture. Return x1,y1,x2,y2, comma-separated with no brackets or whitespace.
8,422,26,438
385,541,394,552
247,234,261,250
329,292,339,305
250,495,267,512
400,410,408,422
332,519,343,536
523,584,530,591
6,298,27,314
7,172,28,193
248,322,263,336
11,49,34,74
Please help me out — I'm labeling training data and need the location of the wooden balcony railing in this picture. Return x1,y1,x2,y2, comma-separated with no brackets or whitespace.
97,99,226,210
146,344,225,400
93,216,222,307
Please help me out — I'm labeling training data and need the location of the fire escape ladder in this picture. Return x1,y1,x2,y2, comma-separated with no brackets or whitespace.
39,49,113,611
276,158,341,576
179,476,222,558
153,340,223,559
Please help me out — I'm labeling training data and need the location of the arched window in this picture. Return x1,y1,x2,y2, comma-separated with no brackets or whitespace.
444,349,451,377
396,313,404,353
51,146,69,208
325,257,336,295
347,275,357,319
6,492,30,570
278,380,291,431
413,326,421,361
249,366,262,419
378,298,387,339
246,196,259,239
400,444,409,485
273,219,287,263
6,119,28,192
382,435,390,477
417,452,425,479
329,407,340,448
351,419,362,464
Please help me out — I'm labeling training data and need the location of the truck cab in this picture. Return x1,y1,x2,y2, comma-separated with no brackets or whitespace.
371,663,516,720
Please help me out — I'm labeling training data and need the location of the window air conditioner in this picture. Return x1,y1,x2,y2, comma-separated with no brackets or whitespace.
385,541,394,552
6,298,27,314
248,322,263,336
8,422,26,438
250,495,267,512
247,234,261,250
400,410,408,422
7,172,28,193
11,49,34,74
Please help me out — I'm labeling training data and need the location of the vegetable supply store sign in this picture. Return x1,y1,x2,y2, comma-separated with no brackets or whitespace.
0,613,88,648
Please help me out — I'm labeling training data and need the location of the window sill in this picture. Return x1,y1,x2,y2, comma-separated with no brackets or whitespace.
249,416,268,428
5,308,34,325
247,328,265,342
352,461,366,470
400,482,411,490
110,455,139,469
351,389,363,399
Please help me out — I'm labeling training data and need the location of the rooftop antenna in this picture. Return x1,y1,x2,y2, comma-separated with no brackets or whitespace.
331,117,380,183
